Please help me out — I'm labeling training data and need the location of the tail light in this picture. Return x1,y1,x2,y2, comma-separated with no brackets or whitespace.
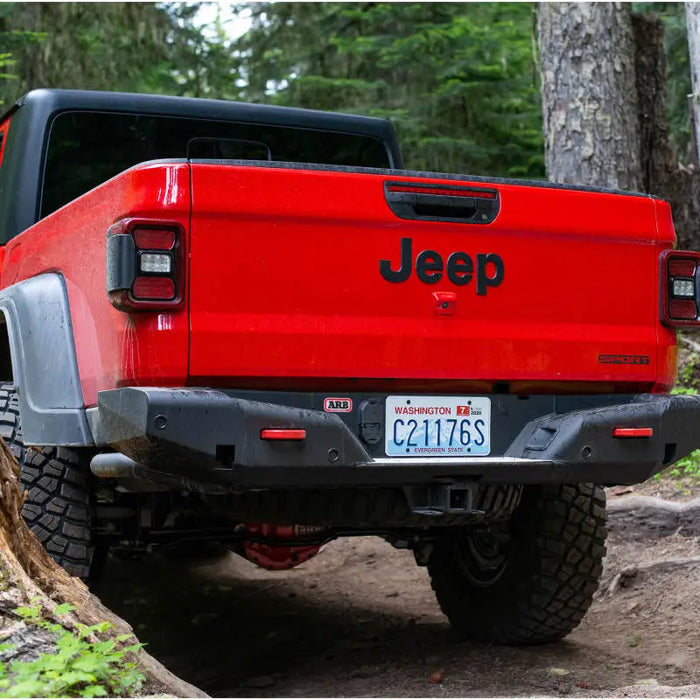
661,250,700,327
106,219,185,311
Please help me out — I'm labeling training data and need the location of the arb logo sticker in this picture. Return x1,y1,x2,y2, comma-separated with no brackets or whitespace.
324,397,353,412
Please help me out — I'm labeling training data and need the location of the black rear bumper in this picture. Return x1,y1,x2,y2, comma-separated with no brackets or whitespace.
87,388,700,490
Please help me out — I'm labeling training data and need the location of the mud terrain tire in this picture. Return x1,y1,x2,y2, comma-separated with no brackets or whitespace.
0,383,93,579
428,483,606,645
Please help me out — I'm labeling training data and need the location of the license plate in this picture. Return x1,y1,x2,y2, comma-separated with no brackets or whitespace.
385,396,491,457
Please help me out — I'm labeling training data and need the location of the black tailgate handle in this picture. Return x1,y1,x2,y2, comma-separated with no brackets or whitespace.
384,181,500,224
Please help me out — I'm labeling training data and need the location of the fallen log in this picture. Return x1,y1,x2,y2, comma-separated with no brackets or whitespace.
606,495,700,539
0,438,207,697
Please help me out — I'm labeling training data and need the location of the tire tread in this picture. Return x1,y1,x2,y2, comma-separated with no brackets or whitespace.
0,382,92,578
428,482,607,645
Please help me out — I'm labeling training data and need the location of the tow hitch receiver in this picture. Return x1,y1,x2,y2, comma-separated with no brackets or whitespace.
404,483,483,516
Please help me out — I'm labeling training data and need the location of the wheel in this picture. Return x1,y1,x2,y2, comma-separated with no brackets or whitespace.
0,383,95,579
428,483,606,645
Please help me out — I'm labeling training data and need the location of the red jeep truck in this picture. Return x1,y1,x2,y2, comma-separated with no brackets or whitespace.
0,88,698,645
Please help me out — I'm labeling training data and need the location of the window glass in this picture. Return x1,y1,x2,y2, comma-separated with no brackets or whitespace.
42,111,390,217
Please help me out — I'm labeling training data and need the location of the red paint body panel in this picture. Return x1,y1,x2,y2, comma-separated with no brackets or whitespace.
188,164,676,393
0,160,678,405
0,117,11,168
653,200,680,391
1,163,191,406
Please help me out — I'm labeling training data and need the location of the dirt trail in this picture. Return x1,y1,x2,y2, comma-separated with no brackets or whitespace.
92,483,700,697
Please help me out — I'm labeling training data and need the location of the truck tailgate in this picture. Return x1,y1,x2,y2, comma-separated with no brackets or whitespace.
188,162,666,392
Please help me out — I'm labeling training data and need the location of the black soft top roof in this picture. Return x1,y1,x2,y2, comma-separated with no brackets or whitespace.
6,88,400,155
0,88,402,242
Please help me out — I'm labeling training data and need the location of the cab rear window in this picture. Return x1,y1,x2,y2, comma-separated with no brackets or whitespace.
41,111,390,217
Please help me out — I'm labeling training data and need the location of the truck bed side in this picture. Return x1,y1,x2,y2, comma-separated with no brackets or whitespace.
1,162,190,406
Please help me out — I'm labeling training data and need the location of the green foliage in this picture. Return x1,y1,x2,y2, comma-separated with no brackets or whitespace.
665,448,700,480
0,4,45,101
235,2,544,177
655,439,700,488
232,2,697,176
0,2,692,181
673,332,700,391
0,3,206,107
653,385,700,486
677,353,699,389
167,3,244,99
0,603,144,698
671,382,698,395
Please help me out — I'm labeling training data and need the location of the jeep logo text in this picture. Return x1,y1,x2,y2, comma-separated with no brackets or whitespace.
379,237,504,294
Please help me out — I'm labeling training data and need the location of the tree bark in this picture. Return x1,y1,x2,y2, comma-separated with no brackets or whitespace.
686,2,700,168
631,11,700,252
539,3,700,251
538,2,642,190
632,13,672,196
0,439,206,697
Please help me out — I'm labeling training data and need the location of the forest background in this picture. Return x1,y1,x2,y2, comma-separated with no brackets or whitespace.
0,2,691,180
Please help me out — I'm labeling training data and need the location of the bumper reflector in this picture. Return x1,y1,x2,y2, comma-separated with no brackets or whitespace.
260,429,307,441
612,427,653,438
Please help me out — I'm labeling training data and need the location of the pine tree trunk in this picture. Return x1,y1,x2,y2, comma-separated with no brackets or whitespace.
631,9,700,252
0,439,206,697
686,2,700,167
679,4,700,251
538,2,642,190
632,12,672,196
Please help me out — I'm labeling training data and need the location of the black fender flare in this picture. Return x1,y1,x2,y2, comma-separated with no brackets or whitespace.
0,273,93,445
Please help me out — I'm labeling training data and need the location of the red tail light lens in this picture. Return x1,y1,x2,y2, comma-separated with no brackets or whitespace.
133,228,176,250
661,250,700,327
669,299,697,320
668,259,696,278
132,276,175,301
106,219,184,311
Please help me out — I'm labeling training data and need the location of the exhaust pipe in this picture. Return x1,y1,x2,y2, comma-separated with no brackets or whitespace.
90,452,141,479
90,452,189,490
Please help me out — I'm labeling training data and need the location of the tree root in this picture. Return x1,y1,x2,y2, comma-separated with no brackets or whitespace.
601,556,700,598
0,438,207,697
606,495,700,539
